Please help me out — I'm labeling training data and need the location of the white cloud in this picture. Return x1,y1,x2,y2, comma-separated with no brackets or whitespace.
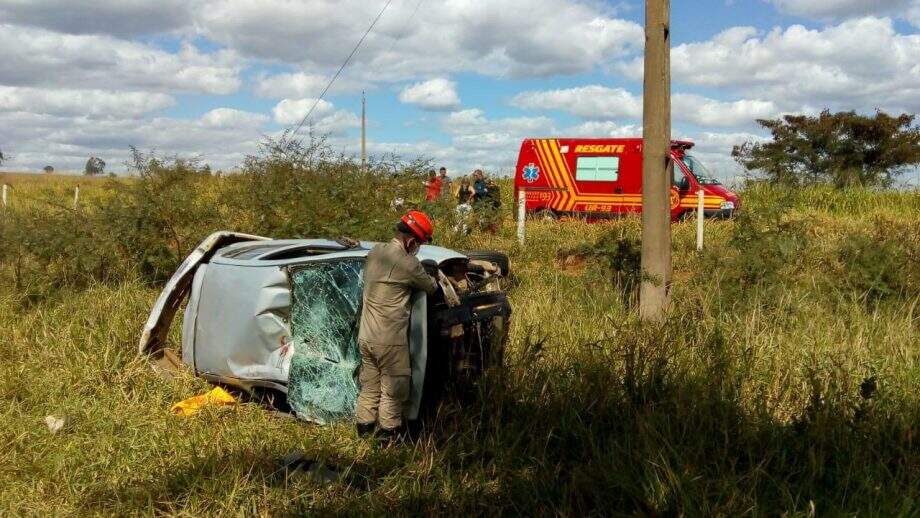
674,94,779,127
318,108,552,176
255,72,326,99
363,139,452,163
0,108,270,172
398,78,461,111
910,4,920,27
564,120,641,137
684,130,766,149
767,0,915,21
0,0,194,36
512,86,642,119
253,71,365,99
420,109,556,173
619,18,920,113
271,98,334,124
675,131,770,185
271,98,359,134
0,86,174,118
194,0,642,80
443,109,552,138
200,107,268,128
512,85,781,127
3,0,643,80
0,25,242,94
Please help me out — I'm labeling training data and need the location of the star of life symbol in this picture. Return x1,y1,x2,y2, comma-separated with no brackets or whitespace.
522,163,540,183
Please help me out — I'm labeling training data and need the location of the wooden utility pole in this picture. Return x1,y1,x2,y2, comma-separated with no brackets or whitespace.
639,0,672,322
360,90,367,172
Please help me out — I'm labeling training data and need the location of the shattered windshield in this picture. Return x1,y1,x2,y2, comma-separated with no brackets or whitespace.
682,154,723,185
287,259,364,424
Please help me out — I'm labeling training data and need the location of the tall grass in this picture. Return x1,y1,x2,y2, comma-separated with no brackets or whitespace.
1,150,918,515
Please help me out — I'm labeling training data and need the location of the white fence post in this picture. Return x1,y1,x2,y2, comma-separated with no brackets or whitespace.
1,184,7,208
73,185,80,210
516,189,526,244
696,188,704,251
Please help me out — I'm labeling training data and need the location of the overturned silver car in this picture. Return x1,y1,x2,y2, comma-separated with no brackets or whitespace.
139,232,511,424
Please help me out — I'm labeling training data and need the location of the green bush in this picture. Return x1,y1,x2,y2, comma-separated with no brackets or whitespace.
835,223,915,303
727,198,809,291
0,188,128,302
100,148,223,282
221,135,430,240
0,136,439,296
558,228,642,305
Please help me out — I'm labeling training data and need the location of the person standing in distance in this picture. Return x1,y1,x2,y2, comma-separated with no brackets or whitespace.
438,167,452,198
355,211,438,440
424,170,442,202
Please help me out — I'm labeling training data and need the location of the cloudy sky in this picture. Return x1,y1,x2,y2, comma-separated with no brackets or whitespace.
1,0,918,181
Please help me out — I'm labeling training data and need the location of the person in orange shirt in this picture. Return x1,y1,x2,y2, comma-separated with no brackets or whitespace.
424,170,442,202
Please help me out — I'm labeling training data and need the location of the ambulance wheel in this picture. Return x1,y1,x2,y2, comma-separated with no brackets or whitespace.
463,250,511,277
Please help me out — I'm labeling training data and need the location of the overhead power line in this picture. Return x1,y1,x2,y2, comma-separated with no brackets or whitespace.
383,0,425,57
291,0,395,137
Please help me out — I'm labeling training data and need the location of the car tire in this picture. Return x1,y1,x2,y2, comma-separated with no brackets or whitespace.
463,250,511,277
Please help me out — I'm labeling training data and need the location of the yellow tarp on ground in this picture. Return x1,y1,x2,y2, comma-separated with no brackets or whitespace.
170,387,236,416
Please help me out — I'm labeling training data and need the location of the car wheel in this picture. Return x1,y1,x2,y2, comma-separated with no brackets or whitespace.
463,250,511,277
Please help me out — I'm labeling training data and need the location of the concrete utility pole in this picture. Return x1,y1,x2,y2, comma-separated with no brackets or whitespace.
639,0,672,322
361,90,367,172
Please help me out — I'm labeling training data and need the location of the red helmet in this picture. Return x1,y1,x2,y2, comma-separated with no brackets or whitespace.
401,210,434,243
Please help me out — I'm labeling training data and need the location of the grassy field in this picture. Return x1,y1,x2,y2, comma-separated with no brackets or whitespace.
1,165,918,515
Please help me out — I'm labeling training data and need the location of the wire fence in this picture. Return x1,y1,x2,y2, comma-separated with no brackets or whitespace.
1,182,85,212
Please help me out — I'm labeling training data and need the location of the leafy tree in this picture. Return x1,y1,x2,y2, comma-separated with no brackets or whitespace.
84,156,106,176
732,110,920,188
43,165,54,174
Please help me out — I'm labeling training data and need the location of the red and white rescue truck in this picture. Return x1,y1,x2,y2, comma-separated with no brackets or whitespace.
513,138,740,221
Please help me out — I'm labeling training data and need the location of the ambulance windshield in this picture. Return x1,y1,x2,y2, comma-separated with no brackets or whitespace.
682,155,722,185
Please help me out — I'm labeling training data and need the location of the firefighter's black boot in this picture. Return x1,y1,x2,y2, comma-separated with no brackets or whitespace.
356,422,376,438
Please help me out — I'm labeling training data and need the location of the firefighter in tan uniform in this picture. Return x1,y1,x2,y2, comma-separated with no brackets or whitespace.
356,211,438,439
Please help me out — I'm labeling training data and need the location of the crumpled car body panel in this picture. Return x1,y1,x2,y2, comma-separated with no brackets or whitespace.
190,262,293,383
138,231,271,356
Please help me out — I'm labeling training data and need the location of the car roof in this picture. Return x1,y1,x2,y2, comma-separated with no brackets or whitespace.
211,238,467,267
